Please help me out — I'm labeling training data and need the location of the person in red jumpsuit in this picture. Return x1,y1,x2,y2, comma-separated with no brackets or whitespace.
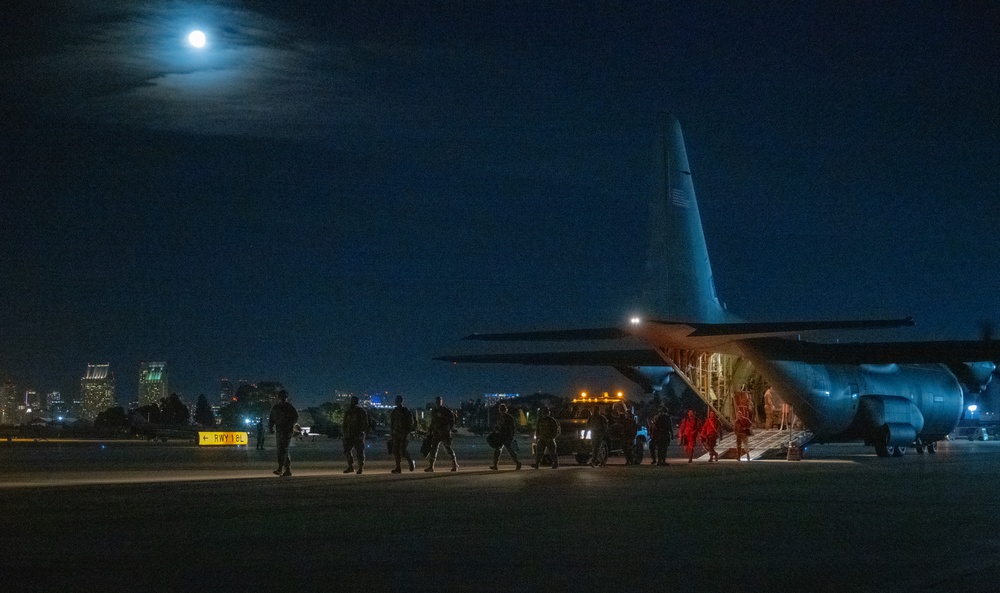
699,409,722,462
678,409,701,463
734,413,753,461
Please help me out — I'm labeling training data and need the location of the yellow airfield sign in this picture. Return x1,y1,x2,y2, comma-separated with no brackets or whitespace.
198,431,249,446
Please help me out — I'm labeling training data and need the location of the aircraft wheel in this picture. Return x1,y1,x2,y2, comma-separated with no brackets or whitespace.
927,441,937,454
575,453,590,465
890,445,905,457
874,442,890,457
915,444,924,454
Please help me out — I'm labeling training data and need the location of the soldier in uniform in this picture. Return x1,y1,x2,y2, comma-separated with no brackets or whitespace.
255,417,266,451
389,395,416,473
342,396,370,475
621,405,639,465
425,396,459,472
532,406,560,469
489,403,521,471
649,407,673,466
585,407,609,467
267,390,298,477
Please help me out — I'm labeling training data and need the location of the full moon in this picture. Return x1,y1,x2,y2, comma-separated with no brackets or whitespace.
188,30,206,48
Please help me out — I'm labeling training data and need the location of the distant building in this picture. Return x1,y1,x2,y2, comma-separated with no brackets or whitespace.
138,362,168,407
0,381,18,425
234,381,285,407
219,378,234,405
80,364,116,421
46,391,67,418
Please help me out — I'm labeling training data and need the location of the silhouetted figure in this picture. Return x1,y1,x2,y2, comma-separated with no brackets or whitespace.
425,396,458,472
389,395,416,473
650,408,673,465
268,390,298,477
342,396,370,475
700,409,722,462
255,418,265,450
489,403,521,470
532,406,560,469
586,408,609,467
621,405,639,465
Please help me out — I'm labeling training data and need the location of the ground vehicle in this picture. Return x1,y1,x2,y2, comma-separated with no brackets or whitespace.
546,393,649,465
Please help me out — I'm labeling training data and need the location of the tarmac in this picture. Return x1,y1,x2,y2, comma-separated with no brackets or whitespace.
2,435,999,592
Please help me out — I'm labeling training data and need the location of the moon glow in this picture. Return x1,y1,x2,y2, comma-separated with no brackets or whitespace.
188,30,206,48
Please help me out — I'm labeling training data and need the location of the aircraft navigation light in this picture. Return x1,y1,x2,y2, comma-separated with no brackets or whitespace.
968,404,978,413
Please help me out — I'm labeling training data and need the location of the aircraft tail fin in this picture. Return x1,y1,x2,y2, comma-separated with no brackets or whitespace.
642,114,728,324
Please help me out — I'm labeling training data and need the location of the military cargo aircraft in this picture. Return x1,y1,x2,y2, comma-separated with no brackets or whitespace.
437,114,1000,457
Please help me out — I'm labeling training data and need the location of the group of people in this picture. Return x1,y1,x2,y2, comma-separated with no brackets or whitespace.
675,408,753,463
267,392,758,477
266,392,459,477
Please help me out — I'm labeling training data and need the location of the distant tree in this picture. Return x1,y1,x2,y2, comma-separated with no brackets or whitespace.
160,393,191,425
94,406,129,433
194,394,215,427
135,404,161,425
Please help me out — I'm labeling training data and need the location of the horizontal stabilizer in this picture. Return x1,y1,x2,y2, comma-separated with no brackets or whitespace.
748,337,1000,365
463,328,630,341
660,317,914,337
434,349,665,366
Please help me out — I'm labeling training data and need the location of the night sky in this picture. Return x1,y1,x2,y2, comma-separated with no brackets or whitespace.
2,2,998,408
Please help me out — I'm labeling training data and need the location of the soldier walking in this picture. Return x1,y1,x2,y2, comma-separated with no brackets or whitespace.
489,403,521,471
650,408,673,466
425,396,459,472
389,395,416,473
586,407,609,467
267,390,298,477
342,396,370,475
531,406,560,469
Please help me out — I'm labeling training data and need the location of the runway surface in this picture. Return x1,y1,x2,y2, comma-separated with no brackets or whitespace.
3,436,999,592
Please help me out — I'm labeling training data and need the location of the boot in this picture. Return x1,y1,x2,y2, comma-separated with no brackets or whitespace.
451,458,459,472
391,467,401,474
424,460,435,472
343,467,354,474
408,459,416,472
515,460,521,471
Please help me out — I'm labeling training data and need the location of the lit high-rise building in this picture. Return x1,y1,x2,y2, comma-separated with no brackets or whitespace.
46,391,67,417
138,362,168,406
0,381,17,425
219,378,234,405
80,364,115,420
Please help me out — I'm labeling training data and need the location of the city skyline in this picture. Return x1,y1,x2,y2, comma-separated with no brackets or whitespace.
2,3,998,409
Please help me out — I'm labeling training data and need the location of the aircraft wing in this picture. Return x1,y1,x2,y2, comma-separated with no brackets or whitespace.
434,348,666,366
462,318,914,343
462,328,630,341
745,337,1000,364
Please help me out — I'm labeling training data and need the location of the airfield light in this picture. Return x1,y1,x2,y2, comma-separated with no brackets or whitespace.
968,405,978,413
580,391,587,398
616,391,624,398
630,317,641,325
